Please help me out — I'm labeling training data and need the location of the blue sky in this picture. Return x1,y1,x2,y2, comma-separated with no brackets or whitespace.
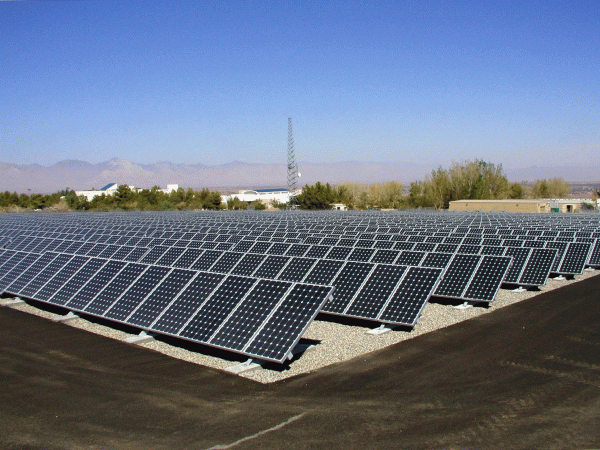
2,0,598,168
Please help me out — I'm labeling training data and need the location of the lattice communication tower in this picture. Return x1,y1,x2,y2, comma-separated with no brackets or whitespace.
287,118,299,208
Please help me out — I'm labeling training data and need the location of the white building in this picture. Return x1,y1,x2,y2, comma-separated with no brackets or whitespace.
221,188,300,206
75,183,179,201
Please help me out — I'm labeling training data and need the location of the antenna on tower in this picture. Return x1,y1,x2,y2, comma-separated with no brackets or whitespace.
287,118,300,208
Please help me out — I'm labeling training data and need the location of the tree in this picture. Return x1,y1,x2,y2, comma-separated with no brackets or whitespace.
296,182,336,210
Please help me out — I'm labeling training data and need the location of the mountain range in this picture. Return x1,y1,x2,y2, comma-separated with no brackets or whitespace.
0,158,597,194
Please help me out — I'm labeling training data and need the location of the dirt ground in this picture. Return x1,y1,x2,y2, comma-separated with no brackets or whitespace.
1,274,599,449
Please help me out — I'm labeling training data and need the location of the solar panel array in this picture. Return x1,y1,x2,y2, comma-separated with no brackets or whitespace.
2,210,599,363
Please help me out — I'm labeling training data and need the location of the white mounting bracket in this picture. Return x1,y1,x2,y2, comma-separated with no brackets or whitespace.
225,358,263,375
1,297,25,307
125,330,156,345
366,324,393,335
53,311,80,323
454,301,481,310
513,286,527,293
553,275,566,281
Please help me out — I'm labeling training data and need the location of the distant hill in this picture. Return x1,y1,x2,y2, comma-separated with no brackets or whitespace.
0,158,598,194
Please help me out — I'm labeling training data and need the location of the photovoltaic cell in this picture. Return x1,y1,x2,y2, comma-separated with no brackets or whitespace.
4,252,58,295
421,252,452,268
139,245,169,264
277,257,317,282
254,255,290,279
227,253,264,276
304,245,330,258
395,251,426,266
348,248,375,262
303,258,345,285
124,246,150,262
370,249,399,264
502,247,531,283
191,249,223,271
155,247,186,266
325,246,353,261
211,251,244,274
172,248,204,269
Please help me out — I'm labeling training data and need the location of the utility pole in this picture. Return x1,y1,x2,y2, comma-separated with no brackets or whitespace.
287,118,300,208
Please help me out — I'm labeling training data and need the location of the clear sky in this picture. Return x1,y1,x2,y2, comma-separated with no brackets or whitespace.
2,0,598,169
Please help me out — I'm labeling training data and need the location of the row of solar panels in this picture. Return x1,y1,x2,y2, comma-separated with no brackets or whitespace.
0,249,333,363
4,231,594,278
2,232,567,299
0,248,452,361
4,219,600,240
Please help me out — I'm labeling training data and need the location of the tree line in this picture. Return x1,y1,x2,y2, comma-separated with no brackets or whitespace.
0,186,224,212
295,160,572,210
0,159,575,212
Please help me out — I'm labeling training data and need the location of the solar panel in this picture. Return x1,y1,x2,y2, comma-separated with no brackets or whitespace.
84,263,148,315
172,248,204,269
463,255,512,302
230,253,266,276
347,247,375,262
253,255,290,279
190,249,222,271
4,252,59,295
278,257,317,282
378,266,442,325
139,245,170,264
304,245,330,258
48,257,107,306
211,251,244,274
434,254,480,298
370,249,399,264
502,247,531,284
16,253,74,299
557,242,591,275
241,283,332,362
344,264,406,319
35,255,90,301
152,271,226,334
104,265,171,321
303,259,345,285
322,262,374,314
517,248,557,286
209,279,292,351
325,246,353,261
66,260,127,310
127,268,197,328
179,275,257,342
152,246,184,266
588,240,600,267
395,251,426,266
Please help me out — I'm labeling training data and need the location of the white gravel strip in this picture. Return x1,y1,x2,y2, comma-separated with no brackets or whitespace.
2,269,598,384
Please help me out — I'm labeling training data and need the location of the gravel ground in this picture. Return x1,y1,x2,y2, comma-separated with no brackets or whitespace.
2,269,598,384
